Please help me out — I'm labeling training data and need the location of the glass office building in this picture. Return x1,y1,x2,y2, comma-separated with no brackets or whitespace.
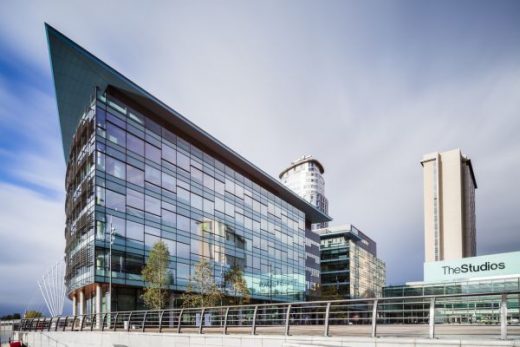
46,24,331,314
317,225,386,298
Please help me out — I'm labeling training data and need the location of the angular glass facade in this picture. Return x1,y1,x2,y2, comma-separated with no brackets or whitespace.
47,24,330,313
65,91,311,311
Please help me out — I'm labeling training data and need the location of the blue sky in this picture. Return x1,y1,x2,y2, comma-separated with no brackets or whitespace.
0,0,519,315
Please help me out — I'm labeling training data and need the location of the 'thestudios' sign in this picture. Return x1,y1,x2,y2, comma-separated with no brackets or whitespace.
424,251,520,282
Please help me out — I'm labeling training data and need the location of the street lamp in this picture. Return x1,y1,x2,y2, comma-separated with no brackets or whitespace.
269,264,273,304
108,216,116,313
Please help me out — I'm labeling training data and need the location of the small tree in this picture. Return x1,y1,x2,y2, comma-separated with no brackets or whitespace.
142,241,171,309
181,258,222,308
307,283,322,301
320,285,342,300
224,264,250,305
24,311,43,319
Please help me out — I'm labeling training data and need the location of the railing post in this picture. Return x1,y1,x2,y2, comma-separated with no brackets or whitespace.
35,318,40,331
142,311,148,332
101,314,107,332
92,313,97,331
500,294,508,340
251,305,258,335
199,308,206,334
429,297,436,339
158,310,165,333
371,299,378,338
324,302,331,337
55,317,60,332
113,313,119,331
62,317,68,332
127,312,133,332
71,316,76,331
47,317,52,332
285,304,292,336
80,315,86,331
177,309,184,334
223,307,230,335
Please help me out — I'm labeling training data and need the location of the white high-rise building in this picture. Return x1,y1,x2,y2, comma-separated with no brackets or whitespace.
279,155,328,229
421,149,477,262
280,155,329,296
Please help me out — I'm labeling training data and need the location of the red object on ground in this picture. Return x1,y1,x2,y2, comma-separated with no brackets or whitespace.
9,341,22,347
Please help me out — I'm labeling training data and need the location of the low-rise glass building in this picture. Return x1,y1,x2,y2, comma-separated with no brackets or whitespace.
46,24,331,314
317,225,386,298
383,252,520,323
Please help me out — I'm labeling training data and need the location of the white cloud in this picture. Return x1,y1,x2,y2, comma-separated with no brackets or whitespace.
0,183,64,313
0,0,519,298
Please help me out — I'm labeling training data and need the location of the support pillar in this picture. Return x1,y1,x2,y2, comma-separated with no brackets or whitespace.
96,284,102,329
72,293,77,316
78,289,85,316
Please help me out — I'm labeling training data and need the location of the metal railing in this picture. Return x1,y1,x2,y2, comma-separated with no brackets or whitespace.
18,291,520,340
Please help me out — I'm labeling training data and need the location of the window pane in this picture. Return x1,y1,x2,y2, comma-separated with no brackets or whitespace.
162,143,176,164
145,165,161,186
106,189,125,211
127,220,144,241
108,215,126,239
203,199,214,214
127,165,144,186
106,122,126,146
177,243,190,260
162,209,176,227
127,188,144,210
127,133,144,156
190,193,203,211
177,152,190,171
145,225,161,237
191,167,202,183
107,112,125,128
96,186,105,206
215,179,225,195
97,152,105,171
177,215,190,231
162,172,176,192
203,173,214,190
177,262,190,279
177,187,190,205
145,142,161,163
126,254,144,275
96,108,106,128
106,156,126,180
225,201,234,216
215,197,224,212
145,195,161,215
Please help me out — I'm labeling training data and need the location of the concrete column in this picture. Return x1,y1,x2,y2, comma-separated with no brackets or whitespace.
78,289,85,316
96,284,102,329
72,293,77,316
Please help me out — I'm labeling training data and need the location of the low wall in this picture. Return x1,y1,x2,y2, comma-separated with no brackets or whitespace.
19,331,520,347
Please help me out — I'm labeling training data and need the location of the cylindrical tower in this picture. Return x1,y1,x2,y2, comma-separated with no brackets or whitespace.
279,155,328,229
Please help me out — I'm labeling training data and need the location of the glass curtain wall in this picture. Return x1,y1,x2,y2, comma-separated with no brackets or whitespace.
65,90,308,309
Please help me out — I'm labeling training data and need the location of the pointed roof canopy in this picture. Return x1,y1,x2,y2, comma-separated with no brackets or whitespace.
45,24,332,224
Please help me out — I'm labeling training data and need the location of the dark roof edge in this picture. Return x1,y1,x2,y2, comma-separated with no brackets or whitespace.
464,158,478,189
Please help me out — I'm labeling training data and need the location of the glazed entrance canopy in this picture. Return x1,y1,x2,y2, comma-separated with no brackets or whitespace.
46,24,331,225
